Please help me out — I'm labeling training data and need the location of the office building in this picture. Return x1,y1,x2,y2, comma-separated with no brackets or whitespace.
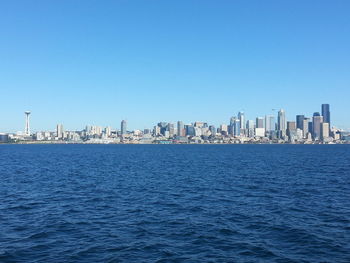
302,118,309,138
278,109,286,138
246,120,255,138
287,121,296,139
321,122,330,140
296,115,304,130
312,112,323,140
256,117,264,129
121,120,127,135
265,115,275,132
167,123,175,137
177,121,185,137
321,104,330,125
56,124,64,139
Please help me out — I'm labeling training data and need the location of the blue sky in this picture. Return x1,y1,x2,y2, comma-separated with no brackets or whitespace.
0,0,349,132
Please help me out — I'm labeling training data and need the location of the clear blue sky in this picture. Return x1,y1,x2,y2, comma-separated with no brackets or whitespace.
1,0,349,132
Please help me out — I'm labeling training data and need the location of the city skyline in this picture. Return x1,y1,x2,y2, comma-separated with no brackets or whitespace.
0,104,350,144
1,103,348,134
1,1,350,132
1,103,349,144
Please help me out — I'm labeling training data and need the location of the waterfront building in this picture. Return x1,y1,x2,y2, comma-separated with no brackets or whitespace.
35,132,44,141
255,128,265,137
0,133,9,142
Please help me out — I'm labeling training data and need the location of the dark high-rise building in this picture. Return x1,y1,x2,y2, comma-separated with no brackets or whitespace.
322,104,330,126
308,121,313,135
296,115,304,130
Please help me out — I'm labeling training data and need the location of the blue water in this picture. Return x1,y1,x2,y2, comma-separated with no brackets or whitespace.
0,145,349,263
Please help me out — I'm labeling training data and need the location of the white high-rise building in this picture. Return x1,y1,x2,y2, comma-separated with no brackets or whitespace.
56,124,64,139
238,112,245,129
278,109,286,138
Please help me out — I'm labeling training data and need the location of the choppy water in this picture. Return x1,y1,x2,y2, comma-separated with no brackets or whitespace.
0,144,349,262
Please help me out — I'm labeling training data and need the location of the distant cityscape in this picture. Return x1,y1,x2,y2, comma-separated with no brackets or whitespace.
1,103,349,144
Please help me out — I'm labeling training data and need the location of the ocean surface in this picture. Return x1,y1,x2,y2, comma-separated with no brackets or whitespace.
0,144,349,263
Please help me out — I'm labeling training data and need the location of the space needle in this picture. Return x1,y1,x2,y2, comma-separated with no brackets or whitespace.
24,111,31,136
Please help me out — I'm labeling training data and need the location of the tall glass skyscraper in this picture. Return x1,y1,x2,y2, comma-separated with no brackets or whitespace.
278,109,286,138
265,115,275,132
322,104,330,125
296,115,305,130
121,120,127,135
238,112,245,130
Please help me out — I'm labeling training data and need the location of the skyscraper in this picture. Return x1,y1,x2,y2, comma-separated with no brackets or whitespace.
287,121,296,138
229,116,236,136
56,124,64,139
278,109,286,138
167,123,175,137
121,120,127,135
321,122,330,141
321,104,330,126
302,118,310,138
177,121,184,137
265,115,275,132
234,118,241,136
312,112,323,140
296,115,305,130
246,120,255,138
238,112,245,129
